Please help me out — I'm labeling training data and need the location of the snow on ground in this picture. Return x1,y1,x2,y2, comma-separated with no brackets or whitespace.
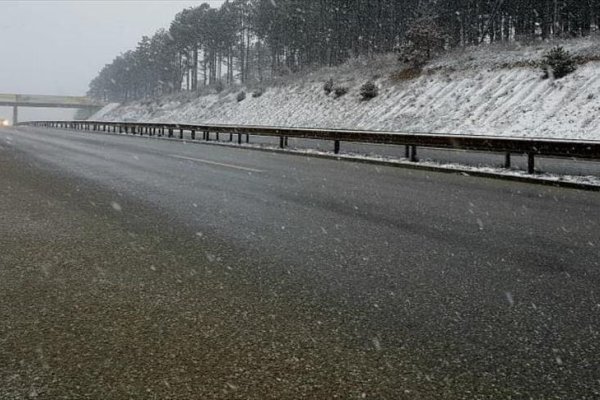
95,38,600,141
89,103,120,120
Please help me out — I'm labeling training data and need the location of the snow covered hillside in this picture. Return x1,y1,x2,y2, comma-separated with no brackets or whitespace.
94,38,600,140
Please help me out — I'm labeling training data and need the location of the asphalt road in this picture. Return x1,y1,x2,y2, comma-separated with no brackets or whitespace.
1,126,599,399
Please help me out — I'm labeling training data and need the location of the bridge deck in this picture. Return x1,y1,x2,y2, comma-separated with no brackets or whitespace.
0,93,103,109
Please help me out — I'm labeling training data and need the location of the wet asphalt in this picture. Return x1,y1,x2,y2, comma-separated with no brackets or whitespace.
0,126,599,399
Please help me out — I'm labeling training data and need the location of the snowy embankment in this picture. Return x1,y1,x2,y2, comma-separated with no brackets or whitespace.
94,38,600,141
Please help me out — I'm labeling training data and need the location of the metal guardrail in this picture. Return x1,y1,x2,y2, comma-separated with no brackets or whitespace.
19,120,600,174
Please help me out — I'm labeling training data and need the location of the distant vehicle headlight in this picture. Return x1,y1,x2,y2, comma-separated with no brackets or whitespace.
1,119,10,126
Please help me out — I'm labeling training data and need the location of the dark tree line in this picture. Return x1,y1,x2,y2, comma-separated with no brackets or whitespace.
89,0,600,102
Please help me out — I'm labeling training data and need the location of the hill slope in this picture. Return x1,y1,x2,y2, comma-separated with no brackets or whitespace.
95,38,600,140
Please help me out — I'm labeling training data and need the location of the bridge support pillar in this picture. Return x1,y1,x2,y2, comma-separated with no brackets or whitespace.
12,106,18,125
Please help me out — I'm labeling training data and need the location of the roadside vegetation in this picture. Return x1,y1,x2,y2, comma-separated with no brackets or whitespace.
87,0,600,104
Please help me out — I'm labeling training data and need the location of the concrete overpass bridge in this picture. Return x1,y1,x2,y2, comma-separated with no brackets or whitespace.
0,93,104,124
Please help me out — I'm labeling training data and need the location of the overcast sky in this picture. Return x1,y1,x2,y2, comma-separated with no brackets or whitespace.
0,0,224,121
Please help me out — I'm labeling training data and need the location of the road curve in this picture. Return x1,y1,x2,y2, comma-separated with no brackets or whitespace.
1,126,599,399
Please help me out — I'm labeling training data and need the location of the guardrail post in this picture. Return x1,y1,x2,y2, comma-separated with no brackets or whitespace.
168,128,173,138
334,140,340,154
504,152,511,169
238,133,242,144
191,130,195,140
179,129,184,140
528,153,535,174
279,136,285,149
229,133,233,142
410,145,418,162
216,132,220,141
246,134,249,144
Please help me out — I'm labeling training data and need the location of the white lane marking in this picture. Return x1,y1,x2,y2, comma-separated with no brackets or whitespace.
170,154,264,173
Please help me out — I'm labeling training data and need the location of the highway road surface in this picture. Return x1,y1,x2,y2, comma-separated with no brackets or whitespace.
1,126,599,399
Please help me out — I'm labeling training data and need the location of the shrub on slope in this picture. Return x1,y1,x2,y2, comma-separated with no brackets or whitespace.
360,81,379,100
541,46,577,79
